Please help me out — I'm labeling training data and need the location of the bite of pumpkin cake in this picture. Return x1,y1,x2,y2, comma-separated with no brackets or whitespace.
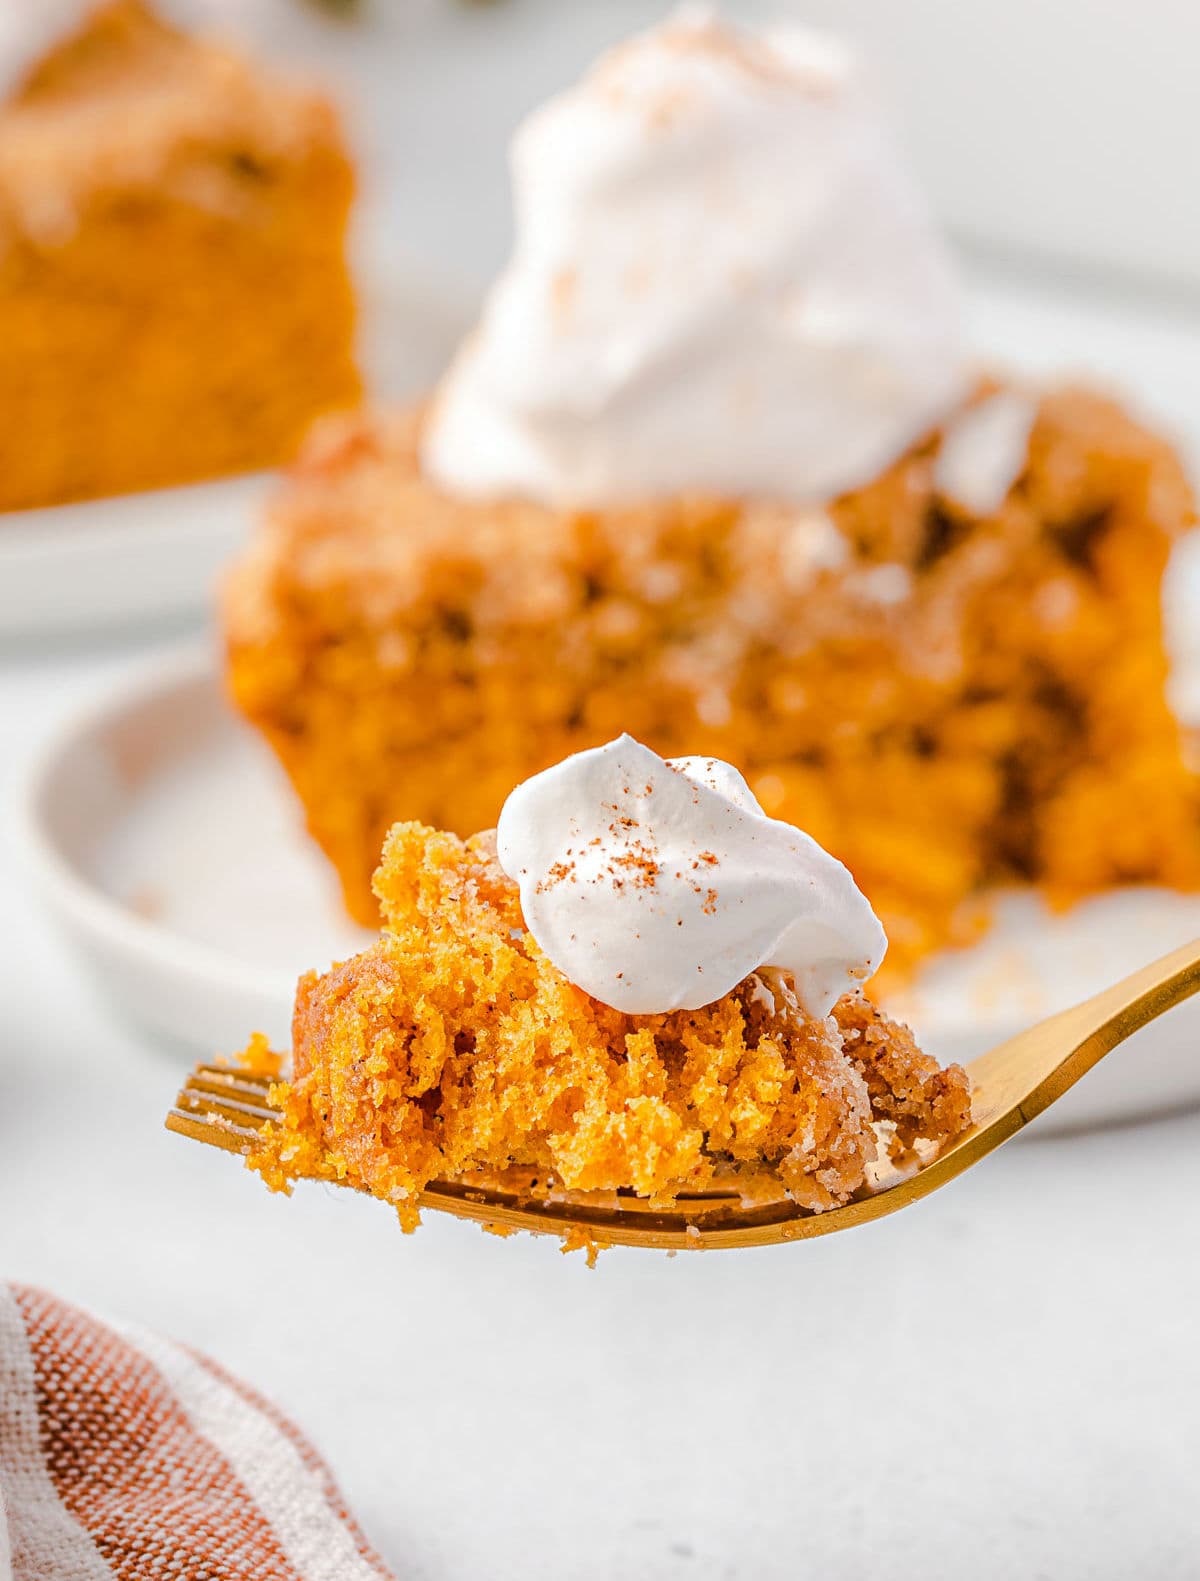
241,738,971,1242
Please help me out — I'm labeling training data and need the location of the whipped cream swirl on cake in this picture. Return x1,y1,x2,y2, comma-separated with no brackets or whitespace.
496,735,886,1017
423,6,966,507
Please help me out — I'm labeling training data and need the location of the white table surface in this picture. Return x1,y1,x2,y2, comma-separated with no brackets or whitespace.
3,265,1200,1580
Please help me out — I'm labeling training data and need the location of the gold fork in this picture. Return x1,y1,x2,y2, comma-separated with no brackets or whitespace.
166,939,1200,1251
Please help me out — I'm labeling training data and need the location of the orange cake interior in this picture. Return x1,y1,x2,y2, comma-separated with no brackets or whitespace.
225,385,1200,980
0,0,359,511
244,822,971,1233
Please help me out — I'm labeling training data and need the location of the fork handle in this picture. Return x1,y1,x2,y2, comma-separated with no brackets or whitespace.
1021,935,1200,1121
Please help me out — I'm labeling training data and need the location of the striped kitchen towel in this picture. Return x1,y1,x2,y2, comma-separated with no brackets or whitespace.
0,1283,396,1581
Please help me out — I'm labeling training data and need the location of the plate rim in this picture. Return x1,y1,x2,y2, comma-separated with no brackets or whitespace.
0,469,274,547
0,476,272,640
19,642,302,1009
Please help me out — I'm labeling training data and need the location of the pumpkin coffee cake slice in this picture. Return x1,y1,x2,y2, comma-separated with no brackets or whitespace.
0,0,359,509
238,738,970,1252
224,12,1200,981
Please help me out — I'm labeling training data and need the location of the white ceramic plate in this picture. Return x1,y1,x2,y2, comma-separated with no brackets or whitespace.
0,268,470,640
20,647,1200,1132
0,477,276,640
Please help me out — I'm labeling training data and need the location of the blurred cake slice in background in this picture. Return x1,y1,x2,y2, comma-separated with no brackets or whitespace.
223,9,1200,980
225,386,1200,982
0,0,359,511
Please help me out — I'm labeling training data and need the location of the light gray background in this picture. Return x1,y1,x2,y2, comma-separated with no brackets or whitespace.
3,5,1200,1577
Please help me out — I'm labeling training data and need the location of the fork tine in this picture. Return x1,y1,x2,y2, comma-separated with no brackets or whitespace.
174,1089,277,1128
165,1108,264,1154
165,1065,283,1157
191,1065,277,1100
184,1071,277,1113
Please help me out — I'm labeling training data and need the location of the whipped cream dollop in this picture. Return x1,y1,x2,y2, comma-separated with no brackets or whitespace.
495,735,886,1017
423,6,967,508
935,389,1037,515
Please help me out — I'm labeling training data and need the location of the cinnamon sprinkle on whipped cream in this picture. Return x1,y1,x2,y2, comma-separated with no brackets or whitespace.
495,735,887,1016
